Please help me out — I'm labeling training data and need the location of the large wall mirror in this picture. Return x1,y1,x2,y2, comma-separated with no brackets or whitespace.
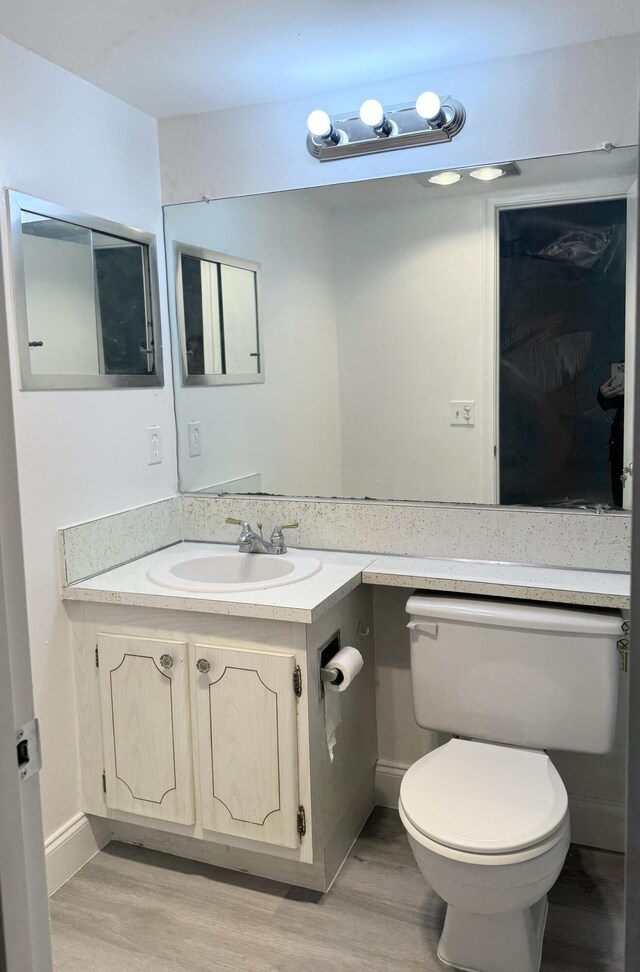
8,191,163,390
164,146,637,510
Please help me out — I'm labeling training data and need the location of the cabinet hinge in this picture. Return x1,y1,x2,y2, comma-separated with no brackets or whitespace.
293,665,302,697
102,771,107,794
95,646,99,668
297,805,306,838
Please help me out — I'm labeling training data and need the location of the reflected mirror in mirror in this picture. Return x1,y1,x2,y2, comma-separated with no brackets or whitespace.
10,192,163,390
176,244,262,385
164,146,637,510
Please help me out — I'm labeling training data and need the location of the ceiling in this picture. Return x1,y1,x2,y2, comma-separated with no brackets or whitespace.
0,0,638,119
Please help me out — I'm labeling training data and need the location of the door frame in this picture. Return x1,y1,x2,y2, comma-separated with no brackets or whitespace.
483,176,634,507
625,141,640,971
0,215,52,968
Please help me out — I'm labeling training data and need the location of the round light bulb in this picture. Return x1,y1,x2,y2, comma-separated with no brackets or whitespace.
359,99,385,128
428,171,462,186
416,91,442,121
307,109,332,139
469,166,504,182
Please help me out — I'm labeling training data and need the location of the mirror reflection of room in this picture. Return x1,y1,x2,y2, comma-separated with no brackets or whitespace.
166,147,637,509
21,214,155,377
12,194,163,390
178,247,261,381
499,198,628,508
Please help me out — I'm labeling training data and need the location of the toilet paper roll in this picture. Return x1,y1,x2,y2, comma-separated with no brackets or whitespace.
324,645,364,693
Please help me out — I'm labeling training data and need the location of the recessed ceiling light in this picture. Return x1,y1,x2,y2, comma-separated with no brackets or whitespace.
428,171,462,186
469,166,505,181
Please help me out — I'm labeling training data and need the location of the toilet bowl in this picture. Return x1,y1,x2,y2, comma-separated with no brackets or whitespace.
399,739,571,972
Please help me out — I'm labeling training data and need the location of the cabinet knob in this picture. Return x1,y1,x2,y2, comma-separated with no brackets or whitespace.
196,658,211,674
159,654,174,669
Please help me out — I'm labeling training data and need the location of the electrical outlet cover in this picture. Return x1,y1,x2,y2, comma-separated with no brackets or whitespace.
188,421,202,457
146,426,162,464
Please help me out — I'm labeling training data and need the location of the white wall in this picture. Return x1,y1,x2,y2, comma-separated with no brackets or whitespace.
159,35,640,204
0,34,177,843
165,192,343,495
334,193,492,503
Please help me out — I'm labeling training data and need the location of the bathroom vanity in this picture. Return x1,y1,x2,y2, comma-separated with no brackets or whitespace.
66,545,377,891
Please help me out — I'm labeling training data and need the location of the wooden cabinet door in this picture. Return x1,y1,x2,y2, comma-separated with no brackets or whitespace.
194,644,300,848
97,633,195,824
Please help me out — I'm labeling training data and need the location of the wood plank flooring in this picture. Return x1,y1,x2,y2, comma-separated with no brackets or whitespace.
49,808,624,972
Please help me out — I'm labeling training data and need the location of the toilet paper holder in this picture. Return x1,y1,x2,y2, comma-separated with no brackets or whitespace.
321,666,341,684
317,630,342,699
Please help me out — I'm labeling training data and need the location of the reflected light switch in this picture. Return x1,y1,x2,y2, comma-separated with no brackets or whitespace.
450,401,475,427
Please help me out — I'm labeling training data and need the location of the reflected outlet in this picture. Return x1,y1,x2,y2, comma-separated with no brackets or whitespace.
188,421,202,456
146,426,162,464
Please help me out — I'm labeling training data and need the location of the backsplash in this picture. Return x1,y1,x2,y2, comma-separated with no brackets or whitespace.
181,496,630,572
60,494,630,585
61,496,181,584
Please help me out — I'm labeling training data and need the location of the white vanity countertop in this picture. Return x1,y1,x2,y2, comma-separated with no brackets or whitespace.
62,542,375,623
62,542,630,622
362,555,630,609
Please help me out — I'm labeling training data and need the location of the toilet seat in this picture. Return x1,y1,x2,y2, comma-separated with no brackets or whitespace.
399,801,570,867
399,739,568,857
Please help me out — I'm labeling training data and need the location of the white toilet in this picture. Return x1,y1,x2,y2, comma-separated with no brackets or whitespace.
399,594,622,972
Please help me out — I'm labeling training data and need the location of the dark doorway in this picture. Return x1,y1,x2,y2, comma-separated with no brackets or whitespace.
499,198,627,508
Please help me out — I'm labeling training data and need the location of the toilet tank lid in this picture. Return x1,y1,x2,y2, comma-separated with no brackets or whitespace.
399,739,568,854
406,594,622,635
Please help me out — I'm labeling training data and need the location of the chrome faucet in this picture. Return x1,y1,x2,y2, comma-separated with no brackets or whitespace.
226,518,299,555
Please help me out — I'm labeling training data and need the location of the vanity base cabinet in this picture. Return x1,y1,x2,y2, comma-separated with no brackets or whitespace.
70,586,375,891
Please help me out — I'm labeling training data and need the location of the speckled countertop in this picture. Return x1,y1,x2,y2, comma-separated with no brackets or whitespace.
62,542,630,621
62,542,374,623
363,556,629,609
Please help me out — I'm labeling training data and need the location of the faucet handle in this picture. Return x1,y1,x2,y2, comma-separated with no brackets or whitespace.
226,517,253,542
270,522,298,554
270,522,299,539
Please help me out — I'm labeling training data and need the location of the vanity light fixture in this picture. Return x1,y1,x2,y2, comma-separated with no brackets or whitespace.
306,91,466,161
415,91,446,127
359,99,397,137
306,109,345,146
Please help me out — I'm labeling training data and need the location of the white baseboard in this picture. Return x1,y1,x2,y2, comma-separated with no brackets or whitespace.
375,760,405,809
567,793,626,853
45,812,111,895
43,767,624,898
375,760,626,854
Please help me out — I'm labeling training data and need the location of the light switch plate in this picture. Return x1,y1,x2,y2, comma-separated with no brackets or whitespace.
450,401,475,426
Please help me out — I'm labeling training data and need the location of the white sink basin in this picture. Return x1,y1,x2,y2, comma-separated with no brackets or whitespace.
147,547,322,593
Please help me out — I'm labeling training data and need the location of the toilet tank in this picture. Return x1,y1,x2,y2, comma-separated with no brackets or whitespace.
407,594,623,753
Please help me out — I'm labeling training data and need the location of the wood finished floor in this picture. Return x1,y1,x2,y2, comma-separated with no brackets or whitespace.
49,808,624,972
